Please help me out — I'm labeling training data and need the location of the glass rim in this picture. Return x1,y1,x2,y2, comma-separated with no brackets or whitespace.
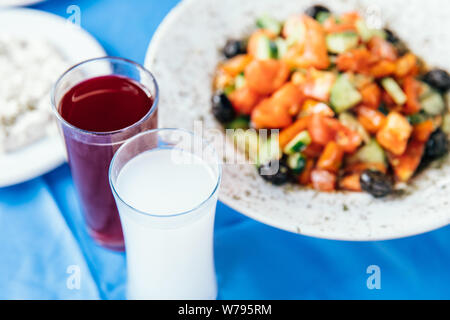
108,128,222,219
51,56,159,136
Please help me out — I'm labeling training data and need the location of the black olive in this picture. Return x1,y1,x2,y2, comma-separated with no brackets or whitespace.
360,170,393,198
384,28,400,44
422,69,450,92
212,92,236,124
425,129,448,160
223,39,246,58
304,5,330,19
259,160,290,186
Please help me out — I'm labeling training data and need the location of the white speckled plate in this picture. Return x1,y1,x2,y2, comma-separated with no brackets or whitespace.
145,0,450,240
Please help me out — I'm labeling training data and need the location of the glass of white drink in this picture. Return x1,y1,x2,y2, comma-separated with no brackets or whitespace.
109,128,221,300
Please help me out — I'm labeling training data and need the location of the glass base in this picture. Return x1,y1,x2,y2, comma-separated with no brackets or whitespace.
88,228,125,251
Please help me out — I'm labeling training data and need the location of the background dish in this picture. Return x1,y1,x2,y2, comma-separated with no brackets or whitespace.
0,9,106,187
145,0,450,240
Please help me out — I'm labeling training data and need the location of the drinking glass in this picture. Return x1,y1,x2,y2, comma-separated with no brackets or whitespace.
109,128,221,300
52,57,159,251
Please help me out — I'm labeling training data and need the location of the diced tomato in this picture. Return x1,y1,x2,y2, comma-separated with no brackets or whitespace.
355,105,386,133
368,36,398,61
324,117,362,153
311,169,337,191
412,119,434,142
388,139,425,182
303,142,324,158
317,141,344,173
381,89,396,107
307,114,335,146
228,86,261,115
339,173,362,191
359,83,381,108
336,48,377,74
220,54,253,77
369,60,396,78
395,53,418,78
251,98,292,129
376,111,412,155
300,99,335,117
282,15,329,70
278,116,309,149
291,71,307,86
245,59,290,95
323,12,360,33
302,68,337,101
403,76,422,115
247,29,276,57
299,158,315,185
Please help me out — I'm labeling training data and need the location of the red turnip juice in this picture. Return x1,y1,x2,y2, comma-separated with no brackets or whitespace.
55,68,158,251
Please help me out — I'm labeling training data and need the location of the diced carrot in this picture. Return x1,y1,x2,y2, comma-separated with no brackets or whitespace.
370,60,396,78
388,139,425,182
228,86,262,115
214,70,234,90
303,142,324,158
279,117,309,149
302,69,337,102
376,112,412,155
317,141,344,173
336,48,377,74
311,169,337,191
395,53,417,78
282,15,329,70
245,59,290,95
339,173,362,191
291,71,307,86
301,99,335,117
368,36,398,61
356,105,386,133
299,158,315,185
247,29,276,56
403,76,422,115
412,119,434,142
359,83,381,108
220,54,253,77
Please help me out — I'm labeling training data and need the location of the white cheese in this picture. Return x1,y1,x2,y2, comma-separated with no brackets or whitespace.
0,33,68,153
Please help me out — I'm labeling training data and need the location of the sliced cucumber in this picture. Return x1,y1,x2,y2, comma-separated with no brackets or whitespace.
442,114,450,135
283,130,311,155
355,19,386,42
354,139,386,164
231,129,259,162
421,91,445,115
407,112,428,125
227,116,250,130
258,137,282,166
256,14,282,35
381,77,407,105
255,35,277,60
274,38,287,59
234,74,246,90
330,74,362,113
338,112,371,144
316,11,331,24
326,31,359,54
287,153,306,174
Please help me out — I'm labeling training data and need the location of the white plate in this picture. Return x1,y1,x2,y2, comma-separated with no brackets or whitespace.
0,8,106,187
145,0,450,241
0,0,45,7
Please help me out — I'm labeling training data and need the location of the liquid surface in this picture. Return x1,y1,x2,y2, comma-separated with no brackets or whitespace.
116,149,217,215
59,75,153,132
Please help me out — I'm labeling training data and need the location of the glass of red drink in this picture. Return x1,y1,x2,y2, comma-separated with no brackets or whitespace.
52,57,158,251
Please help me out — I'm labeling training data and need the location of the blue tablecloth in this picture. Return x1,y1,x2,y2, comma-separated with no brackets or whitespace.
0,0,449,300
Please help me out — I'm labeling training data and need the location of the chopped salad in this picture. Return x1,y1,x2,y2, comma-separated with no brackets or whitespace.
212,5,450,198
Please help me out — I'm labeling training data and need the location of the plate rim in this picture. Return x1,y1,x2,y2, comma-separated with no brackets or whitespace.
0,7,107,188
144,0,450,241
